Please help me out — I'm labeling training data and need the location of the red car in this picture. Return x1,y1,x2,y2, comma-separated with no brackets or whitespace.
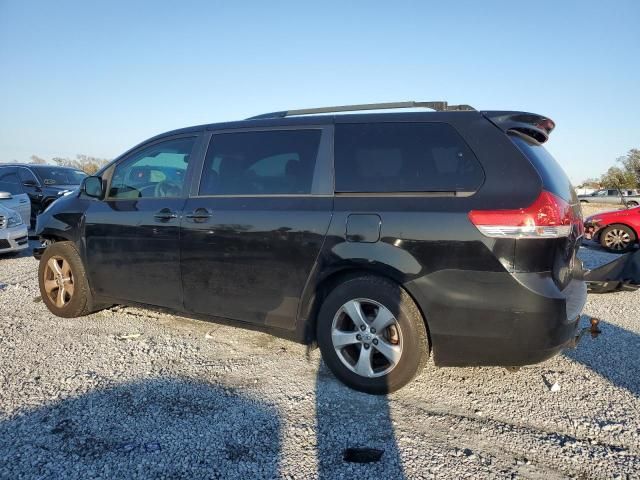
584,207,640,252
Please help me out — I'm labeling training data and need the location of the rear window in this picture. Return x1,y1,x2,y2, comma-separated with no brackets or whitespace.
334,123,484,193
510,134,576,203
200,129,322,195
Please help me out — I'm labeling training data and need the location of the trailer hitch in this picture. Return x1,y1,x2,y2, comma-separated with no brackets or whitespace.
569,316,602,349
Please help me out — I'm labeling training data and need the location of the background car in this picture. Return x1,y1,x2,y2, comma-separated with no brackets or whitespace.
0,164,86,226
585,206,640,252
579,188,640,207
0,189,31,226
0,204,29,255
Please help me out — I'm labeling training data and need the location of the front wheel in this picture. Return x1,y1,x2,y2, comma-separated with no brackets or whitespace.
316,275,429,394
38,241,96,318
600,224,636,253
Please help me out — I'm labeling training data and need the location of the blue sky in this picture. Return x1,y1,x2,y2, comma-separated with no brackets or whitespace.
1,0,638,184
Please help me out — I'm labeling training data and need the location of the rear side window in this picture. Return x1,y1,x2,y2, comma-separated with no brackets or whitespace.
510,134,576,202
334,123,484,193
200,130,321,195
0,170,24,195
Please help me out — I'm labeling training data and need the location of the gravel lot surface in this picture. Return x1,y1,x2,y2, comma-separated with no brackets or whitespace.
0,237,639,479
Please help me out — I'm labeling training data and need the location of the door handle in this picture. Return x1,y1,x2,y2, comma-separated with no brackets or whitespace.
185,208,212,222
19,199,28,203
154,208,178,221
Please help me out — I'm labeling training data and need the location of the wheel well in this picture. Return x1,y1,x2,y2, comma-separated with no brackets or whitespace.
40,234,68,244
305,268,431,347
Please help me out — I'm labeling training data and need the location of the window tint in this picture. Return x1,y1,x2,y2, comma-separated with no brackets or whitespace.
33,167,85,186
200,130,321,195
334,123,484,193
109,137,195,199
510,134,575,202
0,170,23,195
18,168,39,185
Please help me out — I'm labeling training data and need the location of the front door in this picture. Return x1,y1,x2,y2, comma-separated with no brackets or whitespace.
180,127,333,329
84,135,200,309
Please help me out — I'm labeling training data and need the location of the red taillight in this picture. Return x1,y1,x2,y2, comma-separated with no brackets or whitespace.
469,191,576,238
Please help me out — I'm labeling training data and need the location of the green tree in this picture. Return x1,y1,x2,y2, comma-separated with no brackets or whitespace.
599,166,637,189
618,148,640,184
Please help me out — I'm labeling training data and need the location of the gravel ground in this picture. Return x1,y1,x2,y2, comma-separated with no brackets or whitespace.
0,239,639,479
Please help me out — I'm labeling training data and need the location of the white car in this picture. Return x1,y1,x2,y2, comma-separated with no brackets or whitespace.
0,204,28,255
0,190,31,225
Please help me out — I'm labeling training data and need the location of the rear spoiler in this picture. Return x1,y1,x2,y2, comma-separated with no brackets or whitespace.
481,111,555,143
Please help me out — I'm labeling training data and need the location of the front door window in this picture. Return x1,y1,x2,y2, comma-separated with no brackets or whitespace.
109,137,195,199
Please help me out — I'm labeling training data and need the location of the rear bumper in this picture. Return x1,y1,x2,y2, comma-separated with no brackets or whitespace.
0,225,29,253
405,270,587,367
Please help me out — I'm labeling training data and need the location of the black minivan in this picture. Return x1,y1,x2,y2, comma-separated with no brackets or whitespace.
34,101,586,393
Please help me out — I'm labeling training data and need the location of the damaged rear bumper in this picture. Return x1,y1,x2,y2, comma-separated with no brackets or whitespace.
584,250,640,293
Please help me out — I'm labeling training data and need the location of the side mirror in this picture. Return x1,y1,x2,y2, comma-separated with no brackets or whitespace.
0,191,12,200
22,179,38,187
83,176,104,199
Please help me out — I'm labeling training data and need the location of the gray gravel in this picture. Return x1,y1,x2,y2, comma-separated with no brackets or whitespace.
0,243,639,479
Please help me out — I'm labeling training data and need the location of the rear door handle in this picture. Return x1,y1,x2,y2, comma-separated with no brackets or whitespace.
185,208,212,222
20,199,28,203
154,208,178,221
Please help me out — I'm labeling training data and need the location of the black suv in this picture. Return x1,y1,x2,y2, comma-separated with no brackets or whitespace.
0,164,86,225
33,101,585,393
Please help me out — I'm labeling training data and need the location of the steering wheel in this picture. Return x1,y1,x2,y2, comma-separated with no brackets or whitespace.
153,180,181,198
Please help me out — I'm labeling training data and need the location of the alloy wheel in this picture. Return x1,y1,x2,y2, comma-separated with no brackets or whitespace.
43,256,74,308
331,298,403,378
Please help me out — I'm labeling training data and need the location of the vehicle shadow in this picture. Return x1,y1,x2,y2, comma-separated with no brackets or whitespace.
0,378,281,479
313,277,408,479
315,365,406,478
564,316,640,398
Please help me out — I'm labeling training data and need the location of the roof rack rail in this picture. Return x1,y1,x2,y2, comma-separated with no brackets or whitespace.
246,101,475,120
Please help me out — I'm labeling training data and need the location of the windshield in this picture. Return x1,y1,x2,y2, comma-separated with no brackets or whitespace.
35,168,87,186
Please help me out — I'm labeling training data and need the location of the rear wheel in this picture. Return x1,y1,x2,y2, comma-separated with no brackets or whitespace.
316,275,429,394
600,224,636,253
38,241,96,318
626,200,639,207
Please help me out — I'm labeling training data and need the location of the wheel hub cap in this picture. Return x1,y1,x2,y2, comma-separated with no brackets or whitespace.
605,229,631,250
331,298,403,378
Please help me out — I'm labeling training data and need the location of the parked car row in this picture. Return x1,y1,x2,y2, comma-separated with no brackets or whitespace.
0,164,86,226
4,101,636,392
0,165,86,255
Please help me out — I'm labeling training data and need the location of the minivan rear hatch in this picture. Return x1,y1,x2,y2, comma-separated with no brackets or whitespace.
481,112,583,289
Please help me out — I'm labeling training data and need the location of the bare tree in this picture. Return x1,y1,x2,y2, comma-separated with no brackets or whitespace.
51,154,110,175
29,155,47,164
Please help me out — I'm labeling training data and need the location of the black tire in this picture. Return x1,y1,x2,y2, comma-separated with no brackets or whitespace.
38,241,97,318
316,275,429,394
580,200,589,204
626,200,639,207
599,224,637,253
